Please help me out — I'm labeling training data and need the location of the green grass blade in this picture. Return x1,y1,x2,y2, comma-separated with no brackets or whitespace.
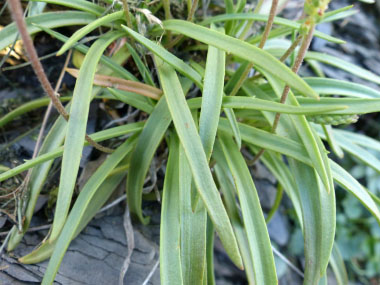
160,134,183,284
320,131,380,173
206,217,215,285
213,147,256,284
331,161,380,224
263,71,334,193
7,106,70,250
163,20,318,98
125,42,155,86
0,123,143,182
330,244,349,285
36,25,137,81
301,77,380,98
334,129,380,152
179,146,207,285
297,97,380,115
199,40,225,160
217,134,277,284
156,57,243,268
200,13,344,44
289,160,335,284
0,97,71,128
20,166,128,264
223,108,242,149
29,0,105,15
121,25,202,87
0,11,96,51
42,136,136,283
57,11,124,55
127,97,172,223
50,31,123,241
306,51,380,84
186,96,347,114
107,88,154,114
322,5,356,23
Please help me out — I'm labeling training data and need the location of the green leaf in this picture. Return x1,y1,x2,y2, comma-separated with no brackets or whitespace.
289,160,335,284
330,244,349,285
29,0,105,15
200,13,344,44
125,42,156,86
263,71,334,193
199,40,225,160
179,146,207,285
57,11,124,55
306,51,380,84
156,57,243,269
35,25,137,81
217,134,277,284
41,136,136,284
20,165,127,264
321,6,357,23
331,161,380,224
50,31,124,242
7,104,69,250
0,11,97,51
121,25,202,87
127,97,172,224
301,77,380,98
334,129,380,152
0,123,143,182
297,97,380,115
108,88,154,114
163,20,319,98
213,156,255,284
319,130,380,173
0,97,71,129
160,134,183,285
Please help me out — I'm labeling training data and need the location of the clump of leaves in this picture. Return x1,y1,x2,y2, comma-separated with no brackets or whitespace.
0,0,380,284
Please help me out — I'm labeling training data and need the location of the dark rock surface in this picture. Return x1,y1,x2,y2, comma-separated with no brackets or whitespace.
1,214,160,285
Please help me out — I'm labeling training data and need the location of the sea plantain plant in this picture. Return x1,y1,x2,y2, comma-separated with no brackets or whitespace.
0,0,379,284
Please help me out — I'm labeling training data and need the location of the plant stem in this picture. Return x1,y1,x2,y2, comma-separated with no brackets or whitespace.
249,34,303,81
7,0,114,153
250,24,316,165
121,0,135,47
228,0,279,97
165,0,199,49
238,0,266,40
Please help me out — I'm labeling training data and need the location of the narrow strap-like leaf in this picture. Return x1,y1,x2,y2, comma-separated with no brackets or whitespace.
162,20,317,98
29,0,105,15
160,134,183,284
57,11,124,55
127,97,172,224
50,31,124,241
289,160,335,284
156,57,243,268
217,134,277,284
42,136,137,284
0,11,96,51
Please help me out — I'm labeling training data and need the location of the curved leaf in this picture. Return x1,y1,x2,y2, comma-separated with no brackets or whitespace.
51,31,125,242
29,0,105,15
156,57,243,268
163,20,318,98
0,11,96,51
217,134,277,284
57,11,124,55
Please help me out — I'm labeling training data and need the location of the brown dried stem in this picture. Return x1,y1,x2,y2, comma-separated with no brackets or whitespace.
7,0,114,153
250,24,316,165
228,0,279,97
